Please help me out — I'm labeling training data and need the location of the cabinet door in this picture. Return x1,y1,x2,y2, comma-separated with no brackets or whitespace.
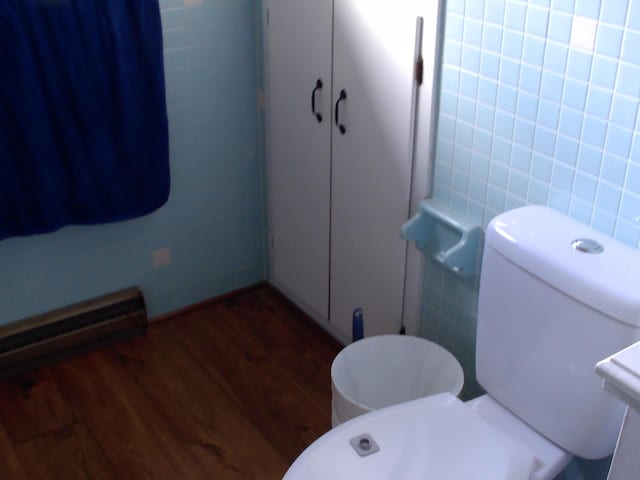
265,0,333,320
330,0,428,338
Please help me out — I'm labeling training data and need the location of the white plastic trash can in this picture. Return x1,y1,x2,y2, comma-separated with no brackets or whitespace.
331,335,464,427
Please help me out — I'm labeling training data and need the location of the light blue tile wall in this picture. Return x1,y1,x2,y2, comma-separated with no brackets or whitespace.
425,1,640,477
0,0,265,326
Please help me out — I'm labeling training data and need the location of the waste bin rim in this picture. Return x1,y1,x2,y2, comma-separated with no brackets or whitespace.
331,334,464,412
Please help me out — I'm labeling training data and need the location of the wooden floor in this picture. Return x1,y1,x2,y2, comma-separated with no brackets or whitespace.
0,286,342,479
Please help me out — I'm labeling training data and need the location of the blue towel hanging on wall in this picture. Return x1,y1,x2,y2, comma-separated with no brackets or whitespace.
0,0,170,240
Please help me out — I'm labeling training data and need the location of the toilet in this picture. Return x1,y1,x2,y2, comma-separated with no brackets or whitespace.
284,205,640,480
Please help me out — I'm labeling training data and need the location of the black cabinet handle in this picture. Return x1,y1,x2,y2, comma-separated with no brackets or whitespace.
335,89,347,134
311,79,323,122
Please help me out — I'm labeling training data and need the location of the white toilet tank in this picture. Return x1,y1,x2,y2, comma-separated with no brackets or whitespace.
476,206,640,460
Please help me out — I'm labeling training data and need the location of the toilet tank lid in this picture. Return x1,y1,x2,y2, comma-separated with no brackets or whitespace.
487,206,640,327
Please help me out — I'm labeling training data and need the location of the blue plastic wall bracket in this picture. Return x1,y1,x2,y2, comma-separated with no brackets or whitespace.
400,199,483,278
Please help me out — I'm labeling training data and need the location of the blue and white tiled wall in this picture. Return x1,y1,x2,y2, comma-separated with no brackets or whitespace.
426,0,640,392
0,0,265,326
424,1,640,476
435,0,640,242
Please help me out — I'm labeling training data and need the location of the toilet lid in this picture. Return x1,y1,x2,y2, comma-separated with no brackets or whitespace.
284,393,535,480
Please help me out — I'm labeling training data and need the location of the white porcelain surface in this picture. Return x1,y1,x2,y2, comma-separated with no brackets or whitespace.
477,206,640,459
284,393,535,480
487,205,640,326
596,340,640,412
596,343,640,480
604,408,640,480
467,395,572,480
331,335,464,425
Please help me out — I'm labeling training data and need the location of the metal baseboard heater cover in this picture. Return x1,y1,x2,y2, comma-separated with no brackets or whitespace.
0,287,147,379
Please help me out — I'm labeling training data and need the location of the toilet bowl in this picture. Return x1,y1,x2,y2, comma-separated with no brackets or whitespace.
465,395,572,479
284,206,640,479
284,393,569,480
284,393,573,480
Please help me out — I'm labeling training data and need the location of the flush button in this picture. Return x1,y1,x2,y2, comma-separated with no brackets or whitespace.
572,238,604,254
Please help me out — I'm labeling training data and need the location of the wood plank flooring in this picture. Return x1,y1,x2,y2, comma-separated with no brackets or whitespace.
0,285,342,479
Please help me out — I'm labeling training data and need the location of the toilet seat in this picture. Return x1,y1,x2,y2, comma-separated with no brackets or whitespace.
284,393,536,480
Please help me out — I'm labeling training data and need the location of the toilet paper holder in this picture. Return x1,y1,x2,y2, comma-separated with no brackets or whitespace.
401,199,482,279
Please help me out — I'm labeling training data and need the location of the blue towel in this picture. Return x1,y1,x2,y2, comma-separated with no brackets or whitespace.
0,0,170,239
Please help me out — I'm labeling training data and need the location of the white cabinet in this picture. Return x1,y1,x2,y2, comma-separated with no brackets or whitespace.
265,0,442,341
264,0,332,322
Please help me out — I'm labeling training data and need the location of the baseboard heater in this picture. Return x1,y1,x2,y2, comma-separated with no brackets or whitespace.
0,287,147,379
